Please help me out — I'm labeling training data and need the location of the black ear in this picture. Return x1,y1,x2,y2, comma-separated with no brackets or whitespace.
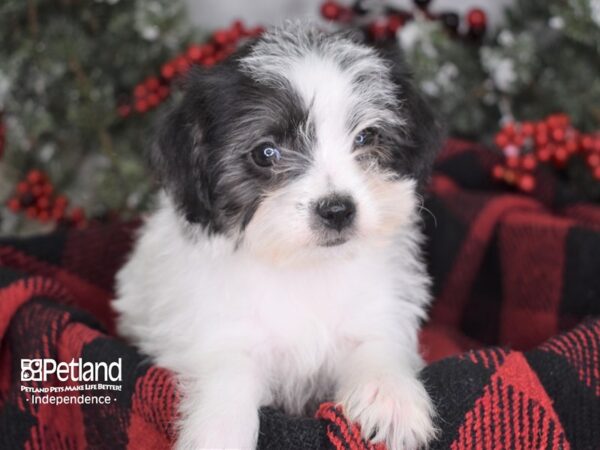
376,40,445,190
148,73,214,227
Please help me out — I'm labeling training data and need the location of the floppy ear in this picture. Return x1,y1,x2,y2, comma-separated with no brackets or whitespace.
376,40,445,190
148,73,214,226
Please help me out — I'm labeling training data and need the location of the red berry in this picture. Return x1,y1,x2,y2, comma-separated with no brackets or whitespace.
201,44,215,58
135,99,148,113
554,146,569,166
27,170,44,184
587,153,600,168
17,181,29,194
566,138,579,154
522,154,537,171
492,164,504,180
213,30,230,46
517,174,535,192
535,132,549,146
495,133,509,148
227,27,241,43
537,147,551,162
187,45,203,62
513,134,525,148
467,8,486,29
547,114,569,129
535,122,548,135
369,20,390,41
7,198,21,212
387,14,405,34
55,195,69,207
37,196,50,210
161,63,176,79
176,56,190,73
551,127,566,142
232,20,246,36
134,84,147,99
146,77,160,91
203,56,216,67
147,93,160,108
506,156,520,169
321,1,342,20
521,122,535,136
38,211,50,222
581,135,594,151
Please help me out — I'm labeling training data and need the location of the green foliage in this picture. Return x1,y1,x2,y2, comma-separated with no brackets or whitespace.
0,0,192,232
402,0,600,139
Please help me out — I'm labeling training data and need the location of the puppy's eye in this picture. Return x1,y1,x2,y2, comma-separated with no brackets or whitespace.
354,128,377,147
251,144,281,167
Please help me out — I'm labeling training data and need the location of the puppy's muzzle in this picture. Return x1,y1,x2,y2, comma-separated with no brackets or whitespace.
315,194,356,232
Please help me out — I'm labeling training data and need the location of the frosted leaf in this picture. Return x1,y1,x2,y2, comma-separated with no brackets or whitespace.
481,49,517,93
549,16,565,30
421,80,439,96
592,0,600,26
39,143,56,162
498,30,515,47
0,71,10,109
398,20,438,58
141,25,160,41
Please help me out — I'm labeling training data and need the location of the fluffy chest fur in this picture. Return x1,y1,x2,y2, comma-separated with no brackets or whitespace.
114,197,428,414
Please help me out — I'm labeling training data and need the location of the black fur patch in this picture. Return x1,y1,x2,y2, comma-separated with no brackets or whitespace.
150,46,315,233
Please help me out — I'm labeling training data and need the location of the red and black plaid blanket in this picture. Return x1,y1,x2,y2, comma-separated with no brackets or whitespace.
1,140,599,450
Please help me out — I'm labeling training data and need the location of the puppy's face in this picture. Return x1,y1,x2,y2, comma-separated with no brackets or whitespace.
152,25,441,264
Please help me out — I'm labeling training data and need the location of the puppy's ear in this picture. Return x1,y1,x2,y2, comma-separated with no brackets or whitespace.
377,40,445,189
149,69,214,227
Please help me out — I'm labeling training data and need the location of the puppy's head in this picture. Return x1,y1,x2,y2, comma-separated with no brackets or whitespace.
151,23,442,264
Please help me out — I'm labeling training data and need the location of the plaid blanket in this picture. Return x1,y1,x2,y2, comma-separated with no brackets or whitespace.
0,139,599,450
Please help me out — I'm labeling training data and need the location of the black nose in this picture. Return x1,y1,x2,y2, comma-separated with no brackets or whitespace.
315,195,356,231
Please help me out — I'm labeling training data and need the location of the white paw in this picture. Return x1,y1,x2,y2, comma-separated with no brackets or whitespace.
175,412,259,450
337,376,436,450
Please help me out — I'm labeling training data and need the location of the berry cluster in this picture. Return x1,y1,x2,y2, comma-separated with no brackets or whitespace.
320,0,487,42
119,21,263,117
492,114,600,193
6,170,87,228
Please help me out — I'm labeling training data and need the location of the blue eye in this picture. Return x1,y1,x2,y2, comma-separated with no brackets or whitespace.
355,132,367,145
354,128,376,147
251,143,281,167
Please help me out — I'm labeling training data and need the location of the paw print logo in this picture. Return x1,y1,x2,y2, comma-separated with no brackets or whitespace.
21,359,43,381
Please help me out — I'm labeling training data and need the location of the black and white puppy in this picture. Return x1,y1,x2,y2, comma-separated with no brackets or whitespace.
114,22,442,450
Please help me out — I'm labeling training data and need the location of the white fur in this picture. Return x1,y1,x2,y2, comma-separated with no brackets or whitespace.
114,26,435,450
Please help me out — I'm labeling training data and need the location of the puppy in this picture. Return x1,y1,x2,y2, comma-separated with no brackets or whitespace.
114,22,442,450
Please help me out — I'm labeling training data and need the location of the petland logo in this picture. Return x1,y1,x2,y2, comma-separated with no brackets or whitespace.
21,358,122,382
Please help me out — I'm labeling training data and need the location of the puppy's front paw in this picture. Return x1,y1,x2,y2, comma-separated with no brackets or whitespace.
175,412,259,450
337,375,436,450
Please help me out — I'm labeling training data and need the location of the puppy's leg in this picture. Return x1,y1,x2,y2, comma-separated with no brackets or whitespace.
175,354,266,450
335,341,435,450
